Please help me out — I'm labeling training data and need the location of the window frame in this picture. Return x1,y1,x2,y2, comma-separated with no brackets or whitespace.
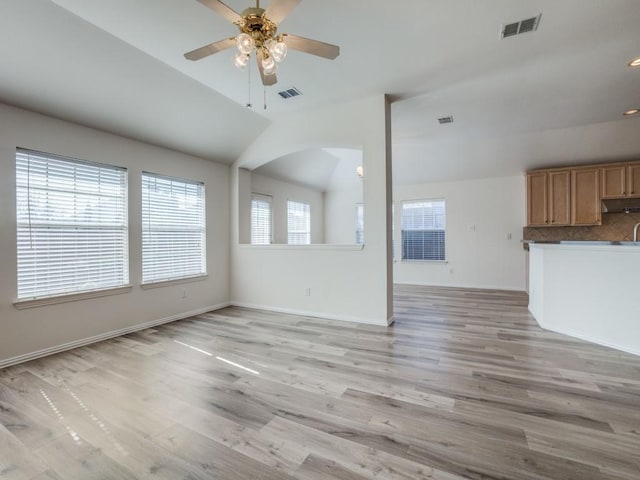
141,171,207,286
14,148,130,307
400,198,447,262
250,193,273,245
286,199,311,245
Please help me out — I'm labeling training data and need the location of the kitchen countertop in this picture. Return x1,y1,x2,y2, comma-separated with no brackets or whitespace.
522,240,640,246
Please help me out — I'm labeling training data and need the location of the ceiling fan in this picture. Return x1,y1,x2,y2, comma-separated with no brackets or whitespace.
184,0,340,86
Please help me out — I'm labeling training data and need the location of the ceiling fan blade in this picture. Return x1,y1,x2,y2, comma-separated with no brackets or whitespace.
256,50,278,86
184,37,236,61
282,34,340,60
264,0,301,24
197,0,242,24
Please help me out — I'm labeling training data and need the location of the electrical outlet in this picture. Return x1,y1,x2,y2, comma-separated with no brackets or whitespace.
305,287,311,297
507,233,513,240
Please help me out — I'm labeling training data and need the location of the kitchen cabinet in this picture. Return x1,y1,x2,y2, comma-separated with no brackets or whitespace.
601,164,626,198
527,172,548,226
628,163,640,198
526,170,570,226
549,170,571,225
601,162,640,198
571,167,600,225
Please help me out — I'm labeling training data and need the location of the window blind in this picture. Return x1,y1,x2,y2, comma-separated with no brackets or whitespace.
287,200,310,245
16,148,128,300
401,199,446,261
142,172,206,284
356,203,364,244
251,194,272,245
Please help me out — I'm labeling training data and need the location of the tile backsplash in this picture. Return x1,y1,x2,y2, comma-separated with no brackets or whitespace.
523,212,640,242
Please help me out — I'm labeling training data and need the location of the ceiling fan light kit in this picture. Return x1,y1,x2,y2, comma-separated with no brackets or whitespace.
184,0,340,86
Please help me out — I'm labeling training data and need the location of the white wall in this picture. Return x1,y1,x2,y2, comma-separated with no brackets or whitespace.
324,188,363,244
231,95,393,325
393,175,526,291
0,103,230,366
250,173,324,244
529,243,640,356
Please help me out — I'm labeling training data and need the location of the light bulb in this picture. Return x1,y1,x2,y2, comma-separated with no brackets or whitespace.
234,52,250,70
236,33,254,54
262,54,277,75
269,40,288,63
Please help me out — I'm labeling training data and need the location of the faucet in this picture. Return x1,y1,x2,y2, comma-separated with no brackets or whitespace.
634,223,640,242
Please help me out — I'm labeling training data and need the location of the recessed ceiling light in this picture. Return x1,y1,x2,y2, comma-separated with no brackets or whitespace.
624,109,639,116
628,57,640,67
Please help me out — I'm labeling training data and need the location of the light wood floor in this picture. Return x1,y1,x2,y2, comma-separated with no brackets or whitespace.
2,285,640,480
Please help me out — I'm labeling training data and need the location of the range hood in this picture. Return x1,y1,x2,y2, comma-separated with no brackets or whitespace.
601,198,640,213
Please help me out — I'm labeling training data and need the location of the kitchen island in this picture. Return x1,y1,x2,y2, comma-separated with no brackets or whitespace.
528,241,640,356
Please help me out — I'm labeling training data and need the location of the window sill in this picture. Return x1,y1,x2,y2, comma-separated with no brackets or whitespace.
239,244,364,251
400,259,448,264
141,275,208,290
14,285,133,310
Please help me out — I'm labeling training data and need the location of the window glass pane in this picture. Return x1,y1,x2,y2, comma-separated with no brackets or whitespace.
401,200,446,261
16,149,128,299
251,194,272,245
355,203,364,244
287,200,310,245
142,172,206,283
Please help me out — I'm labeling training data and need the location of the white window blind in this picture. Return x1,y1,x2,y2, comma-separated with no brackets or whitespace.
287,200,310,245
356,203,364,244
16,148,128,300
251,194,272,245
401,199,446,261
142,172,206,284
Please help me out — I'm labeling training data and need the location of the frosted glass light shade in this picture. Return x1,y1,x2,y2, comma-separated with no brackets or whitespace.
234,52,250,69
236,33,254,54
268,39,287,62
266,38,287,62
262,55,277,75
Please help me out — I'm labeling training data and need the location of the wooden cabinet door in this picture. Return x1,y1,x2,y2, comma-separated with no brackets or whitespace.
601,165,626,198
548,170,570,225
627,163,640,198
527,172,548,226
571,168,601,225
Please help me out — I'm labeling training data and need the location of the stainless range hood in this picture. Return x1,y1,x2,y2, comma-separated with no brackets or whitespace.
601,198,640,213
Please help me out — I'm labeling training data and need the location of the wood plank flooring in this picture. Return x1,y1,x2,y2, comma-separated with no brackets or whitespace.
1,284,640,479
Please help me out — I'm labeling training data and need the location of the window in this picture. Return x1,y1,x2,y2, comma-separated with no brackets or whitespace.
287,200,310,245
401,199,446,261
355,203,364,244
142,172,205,284
16,149,128,300
251,194,272,245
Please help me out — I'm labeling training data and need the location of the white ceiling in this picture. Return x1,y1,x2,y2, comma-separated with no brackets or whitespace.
1,0,639,182
254,147,363,191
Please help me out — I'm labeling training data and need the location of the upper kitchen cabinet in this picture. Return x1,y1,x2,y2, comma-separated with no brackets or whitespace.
526,170,571,227
627,163,640,198
601,162,640,199
527,172,548,226
571,167,601,226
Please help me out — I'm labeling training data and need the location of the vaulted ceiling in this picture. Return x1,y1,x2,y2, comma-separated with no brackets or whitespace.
1,0,639,183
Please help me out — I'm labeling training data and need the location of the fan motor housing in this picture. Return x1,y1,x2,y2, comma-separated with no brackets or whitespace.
239,7,277,42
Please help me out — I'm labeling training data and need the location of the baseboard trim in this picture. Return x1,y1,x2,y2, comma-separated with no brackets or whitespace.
0,302,231,369
534,317,640,357
394,281,527,293
230,301,390,327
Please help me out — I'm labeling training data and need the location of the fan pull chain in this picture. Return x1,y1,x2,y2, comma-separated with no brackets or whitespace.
264,87,267,110
246,57,252,109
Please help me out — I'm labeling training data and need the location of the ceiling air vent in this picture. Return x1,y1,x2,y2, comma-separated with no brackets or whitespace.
501,14,541,39
278,87,302,99
438,116,454,125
